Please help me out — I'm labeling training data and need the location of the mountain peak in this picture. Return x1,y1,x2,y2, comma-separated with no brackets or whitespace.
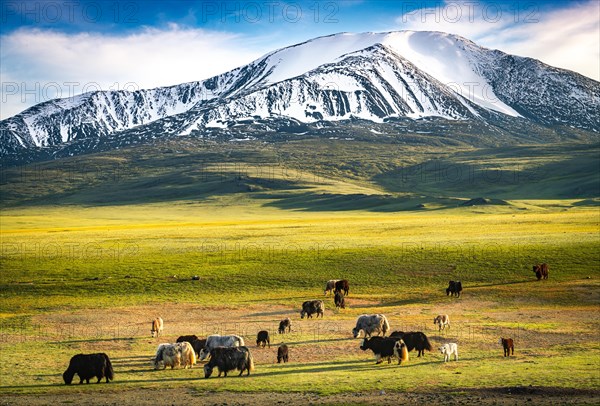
1,30,599,160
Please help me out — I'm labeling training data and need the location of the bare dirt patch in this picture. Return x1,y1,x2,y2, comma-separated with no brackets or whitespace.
2,387,599,405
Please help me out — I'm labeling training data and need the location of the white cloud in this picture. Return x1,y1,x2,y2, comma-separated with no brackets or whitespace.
395,0,599,81
0,26,268,119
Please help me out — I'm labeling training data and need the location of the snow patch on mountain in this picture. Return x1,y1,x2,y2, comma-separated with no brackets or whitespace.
257,31,520,117
2,30,599,156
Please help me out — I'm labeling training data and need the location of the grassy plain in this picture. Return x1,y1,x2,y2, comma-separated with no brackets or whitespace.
0,139,599,403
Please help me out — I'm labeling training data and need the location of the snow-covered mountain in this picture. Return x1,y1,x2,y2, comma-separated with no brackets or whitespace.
2,31,599,157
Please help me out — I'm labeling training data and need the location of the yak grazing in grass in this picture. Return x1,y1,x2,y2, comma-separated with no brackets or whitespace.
446,281,463,297
300,300,324,319
151,317,163,338
190,339,207,358
334,290,346,309
175,341,197,368
500,337,514,357
533,263,549,280
352,314,390,338
154,342,196,369
198,334,245,361
324,279,340,295
389,331,432,357
278,318,292,334
360,336,401,364
154,343,180,369
256,330,270,348
277,344,289,363
334,279,350,296
63,353,114,385
433,314,450,332
203,346,254,378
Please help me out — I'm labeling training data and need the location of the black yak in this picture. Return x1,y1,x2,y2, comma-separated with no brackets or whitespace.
334,291,346,309
300,300,324,319
334,279,350,296
389,331,432,357
256,330,270,348
176,335,198,344
359,336,401,364
63,353,114,384
278,318,291,334
277,344,289,363
203,346,254,378
446,280,463,297
190,338,207,358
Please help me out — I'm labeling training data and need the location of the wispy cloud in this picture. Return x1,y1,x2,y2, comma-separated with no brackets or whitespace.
395,0,599,80
0,25,268,119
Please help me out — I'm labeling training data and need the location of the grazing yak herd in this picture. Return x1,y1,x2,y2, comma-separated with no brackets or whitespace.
62,267,549,384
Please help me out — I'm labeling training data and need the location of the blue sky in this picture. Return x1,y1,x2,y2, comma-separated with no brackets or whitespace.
1,0,598,118
0,0,573,35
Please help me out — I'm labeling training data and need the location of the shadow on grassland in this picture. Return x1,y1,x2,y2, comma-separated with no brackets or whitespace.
259,192,460,212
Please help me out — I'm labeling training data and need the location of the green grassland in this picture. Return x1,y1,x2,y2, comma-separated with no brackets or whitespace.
0,138,599,401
